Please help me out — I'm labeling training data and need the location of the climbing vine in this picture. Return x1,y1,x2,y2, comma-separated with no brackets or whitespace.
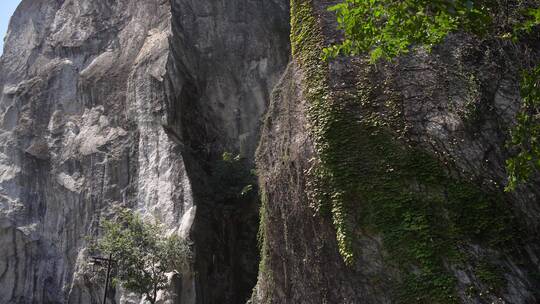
506,7,540,190
288,0,528,301
506,65,540,191
324,1,540,189
291,0,357,264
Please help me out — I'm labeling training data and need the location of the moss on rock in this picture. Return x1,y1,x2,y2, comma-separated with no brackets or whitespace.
289,0,524,302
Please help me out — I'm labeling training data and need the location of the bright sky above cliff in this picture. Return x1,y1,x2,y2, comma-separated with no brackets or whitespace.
0,0,21,56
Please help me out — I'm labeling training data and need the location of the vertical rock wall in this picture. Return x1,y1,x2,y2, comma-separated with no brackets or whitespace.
253,0,540,303
0,0,289,303
5,0,538,303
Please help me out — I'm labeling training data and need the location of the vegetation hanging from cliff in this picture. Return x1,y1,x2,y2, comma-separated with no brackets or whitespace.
324,0,540,189
324,1,539,61
288,0,529,301
291,0,357,264
506,65,540,191
504,7,540,190
322,0,491,62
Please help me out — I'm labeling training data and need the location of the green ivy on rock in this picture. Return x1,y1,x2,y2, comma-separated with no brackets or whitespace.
506,65,540,191
323,0,540,189
290,0,523,302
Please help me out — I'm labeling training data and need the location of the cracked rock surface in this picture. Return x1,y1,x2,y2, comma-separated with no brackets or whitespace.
3,0,539,304
0,0,289,303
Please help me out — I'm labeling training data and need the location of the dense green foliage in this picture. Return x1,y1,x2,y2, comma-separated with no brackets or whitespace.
96,208,192,304
324,0,539,61
507,65,540,190
323,0,492,62
514,7,540,34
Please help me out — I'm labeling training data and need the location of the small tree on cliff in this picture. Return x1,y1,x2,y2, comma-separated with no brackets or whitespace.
96,208,192,304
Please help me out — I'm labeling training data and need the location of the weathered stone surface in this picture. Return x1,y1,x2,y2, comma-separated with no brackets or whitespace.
0,0,289,303
253,1,540,303
252,62,396,304
4,0,539,303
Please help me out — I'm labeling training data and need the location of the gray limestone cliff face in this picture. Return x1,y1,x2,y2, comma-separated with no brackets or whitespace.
0,0,289,303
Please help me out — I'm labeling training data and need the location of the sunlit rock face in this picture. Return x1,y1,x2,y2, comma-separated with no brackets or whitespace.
0,0,289,303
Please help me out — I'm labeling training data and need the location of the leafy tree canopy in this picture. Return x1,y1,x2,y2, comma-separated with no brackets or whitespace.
96,208,192,304
324,0,539,62
323,0,493,62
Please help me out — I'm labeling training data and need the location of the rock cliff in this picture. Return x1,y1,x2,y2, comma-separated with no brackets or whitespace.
1,0,540,304
0,0,289,303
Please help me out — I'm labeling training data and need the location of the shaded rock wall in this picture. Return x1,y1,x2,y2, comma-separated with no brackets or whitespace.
252,0,540,303
3,0,539,303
